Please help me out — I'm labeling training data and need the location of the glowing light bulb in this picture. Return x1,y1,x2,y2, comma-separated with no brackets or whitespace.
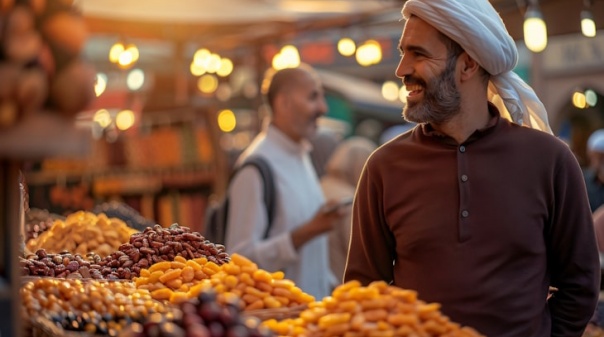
523,7,547,53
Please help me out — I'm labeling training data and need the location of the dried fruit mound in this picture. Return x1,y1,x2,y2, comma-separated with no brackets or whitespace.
98,224,230,280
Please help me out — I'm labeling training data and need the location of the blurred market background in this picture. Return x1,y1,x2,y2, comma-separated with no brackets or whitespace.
0,0,601,231
0,0,603,335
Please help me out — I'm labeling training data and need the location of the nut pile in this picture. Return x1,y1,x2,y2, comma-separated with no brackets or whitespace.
21,278,172,336
97,224,230,280
26,211,137,257
262,280,485,337
0,0,95,128
20,248,103,279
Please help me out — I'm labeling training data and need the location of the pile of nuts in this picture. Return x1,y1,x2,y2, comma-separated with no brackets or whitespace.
262,280,485,337
97,224,230,280
20,248,104,279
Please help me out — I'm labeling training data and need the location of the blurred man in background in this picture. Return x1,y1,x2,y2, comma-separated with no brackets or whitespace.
225,64,345,300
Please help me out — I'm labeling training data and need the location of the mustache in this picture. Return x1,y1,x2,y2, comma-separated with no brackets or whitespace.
403,76,425,87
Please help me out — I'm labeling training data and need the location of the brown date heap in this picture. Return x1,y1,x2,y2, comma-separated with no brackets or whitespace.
20,249,104,279
98,224,230,280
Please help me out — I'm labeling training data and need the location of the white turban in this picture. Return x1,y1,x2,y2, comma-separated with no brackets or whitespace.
402,0,552,134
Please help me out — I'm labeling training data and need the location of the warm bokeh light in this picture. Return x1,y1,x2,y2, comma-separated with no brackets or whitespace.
337,37,356,56
95,73,107,97
190,62,206,76
206,53,222,73
126,69,145,91
523,10,547,52
217,109,236,132
572,91,587,109
381,81,400,101
125,44,139,62
356,40,382,66
109,42,124,63
116,109,135,130
272,45,300,70
581,10,596,38
93,109,111,128
217,58,234,77
194,48,211,64
197,74,218,93
118,50,134,68
110,42,139,68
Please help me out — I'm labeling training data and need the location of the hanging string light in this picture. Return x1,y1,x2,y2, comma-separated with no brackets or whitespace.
523,0,548,53
581,0,596,37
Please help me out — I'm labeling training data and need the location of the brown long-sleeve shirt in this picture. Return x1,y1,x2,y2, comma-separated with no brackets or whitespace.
345,111,600,337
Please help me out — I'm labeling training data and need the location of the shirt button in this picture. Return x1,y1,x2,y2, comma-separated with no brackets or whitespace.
461,210,469,218
459,145,466,153
461,174,468,182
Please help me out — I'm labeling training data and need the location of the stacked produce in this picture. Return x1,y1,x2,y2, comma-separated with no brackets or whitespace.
262,280,484,337
21,278,173,336
205,253,315,312
134,255,221,304
26,211,137,257
132,252,314,312
97,224,229,280
0,0,95,128
120,291,275,337
20,249,104,279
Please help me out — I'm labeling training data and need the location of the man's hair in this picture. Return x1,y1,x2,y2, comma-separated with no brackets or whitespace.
261,64,317,110
437,31,490,84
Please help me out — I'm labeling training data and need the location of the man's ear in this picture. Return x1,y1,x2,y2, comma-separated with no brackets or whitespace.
459,52,480,81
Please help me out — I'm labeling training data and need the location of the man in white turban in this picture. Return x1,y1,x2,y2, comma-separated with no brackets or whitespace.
344,0,600,336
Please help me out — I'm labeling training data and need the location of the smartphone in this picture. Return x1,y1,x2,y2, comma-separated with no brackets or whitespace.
323,197,354,213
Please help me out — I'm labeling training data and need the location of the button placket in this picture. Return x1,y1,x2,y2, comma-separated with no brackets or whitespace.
458,143,471,241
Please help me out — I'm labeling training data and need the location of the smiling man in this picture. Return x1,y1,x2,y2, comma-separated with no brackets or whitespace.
225,64,345,300
344,0,600,336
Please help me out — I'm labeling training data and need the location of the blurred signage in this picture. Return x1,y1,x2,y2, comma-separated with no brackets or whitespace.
543,32,604,74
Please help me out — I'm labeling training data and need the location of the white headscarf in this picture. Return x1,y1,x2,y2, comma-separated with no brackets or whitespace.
402,0,552,134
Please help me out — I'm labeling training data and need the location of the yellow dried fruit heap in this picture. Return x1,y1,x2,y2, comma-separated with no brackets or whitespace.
262,280,485,337
135,253,315,311
134,255,219,304
26,211,137,257
206,253,315,311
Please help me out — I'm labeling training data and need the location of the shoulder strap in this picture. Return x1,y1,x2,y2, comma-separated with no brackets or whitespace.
235,156,276,239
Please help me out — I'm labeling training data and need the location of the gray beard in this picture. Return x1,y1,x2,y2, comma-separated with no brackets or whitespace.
402,58,462,125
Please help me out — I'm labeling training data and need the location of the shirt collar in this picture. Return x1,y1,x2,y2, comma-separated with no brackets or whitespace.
420,103,500,144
